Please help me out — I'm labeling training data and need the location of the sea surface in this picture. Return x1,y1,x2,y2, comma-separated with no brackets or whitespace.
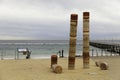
0,40,103,59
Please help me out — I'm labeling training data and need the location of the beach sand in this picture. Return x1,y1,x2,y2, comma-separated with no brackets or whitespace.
0,57,119,80
92,56,120,80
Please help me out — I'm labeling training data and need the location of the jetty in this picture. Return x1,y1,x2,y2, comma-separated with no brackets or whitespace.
90,41,120,56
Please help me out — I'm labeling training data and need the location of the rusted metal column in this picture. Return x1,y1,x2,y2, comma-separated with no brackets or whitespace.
68,14,78,70
83,12,90,69
51,55,58,68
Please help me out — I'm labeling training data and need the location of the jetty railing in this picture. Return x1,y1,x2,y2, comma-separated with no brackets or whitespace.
0,48,29,60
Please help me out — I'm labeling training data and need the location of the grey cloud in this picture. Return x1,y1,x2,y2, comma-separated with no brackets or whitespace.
0,0,120,40
0,19,70,39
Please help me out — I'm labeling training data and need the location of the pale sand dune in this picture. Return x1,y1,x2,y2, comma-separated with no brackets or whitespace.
0,57,114,80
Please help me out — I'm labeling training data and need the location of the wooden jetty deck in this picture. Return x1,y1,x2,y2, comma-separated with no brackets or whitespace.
90,41,120,56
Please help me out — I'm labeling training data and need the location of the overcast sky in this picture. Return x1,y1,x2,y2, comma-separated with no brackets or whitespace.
0,0,120,40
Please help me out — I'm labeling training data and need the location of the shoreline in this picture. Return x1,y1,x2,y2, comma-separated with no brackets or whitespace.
1,55,120,60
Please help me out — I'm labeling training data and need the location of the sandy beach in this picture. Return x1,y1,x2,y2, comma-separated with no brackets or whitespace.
92,56,120,80
0,57,119,80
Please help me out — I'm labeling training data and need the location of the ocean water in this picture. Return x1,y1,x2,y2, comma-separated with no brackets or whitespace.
0,40,103,59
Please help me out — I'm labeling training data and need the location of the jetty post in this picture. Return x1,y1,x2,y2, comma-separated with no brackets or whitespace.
83,12,90,68
68,14,78,70
51,55,58,68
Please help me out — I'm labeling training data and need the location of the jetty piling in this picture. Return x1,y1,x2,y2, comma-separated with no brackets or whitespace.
51,55,58,68
83,12,90,69
52,64,63,73
90,41,120,56
68,14,78,70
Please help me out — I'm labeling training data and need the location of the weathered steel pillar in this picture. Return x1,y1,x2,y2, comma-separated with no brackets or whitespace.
68,14,78,70
83,12,90,68
51,55,58,68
